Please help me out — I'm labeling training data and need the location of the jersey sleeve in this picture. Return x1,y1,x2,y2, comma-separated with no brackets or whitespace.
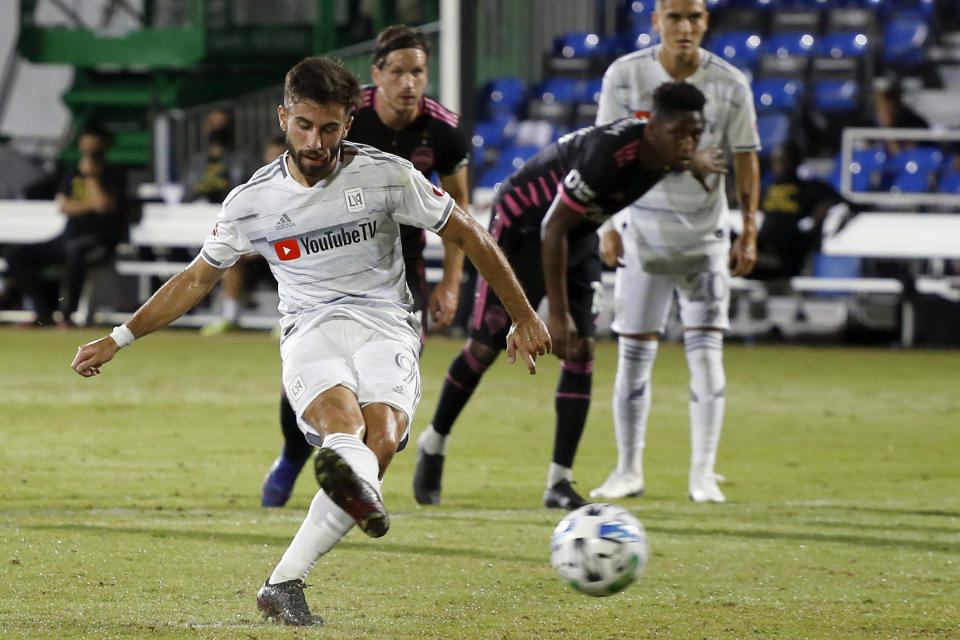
200,204,254,270
394,167,455,232
725,80,761,154
596,63,632,125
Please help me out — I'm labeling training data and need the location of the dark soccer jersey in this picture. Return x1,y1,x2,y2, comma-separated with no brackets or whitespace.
348,85,469,250
495,117,667,238
348,86,470,182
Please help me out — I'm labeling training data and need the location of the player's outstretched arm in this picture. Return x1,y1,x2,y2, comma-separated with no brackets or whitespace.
540,196,584,360
437,206,550,373
71,257,226,377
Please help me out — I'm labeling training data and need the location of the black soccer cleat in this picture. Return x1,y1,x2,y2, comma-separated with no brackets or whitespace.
412,446,445,505
314,447,389,538
542,479,589,510
256,579,322,627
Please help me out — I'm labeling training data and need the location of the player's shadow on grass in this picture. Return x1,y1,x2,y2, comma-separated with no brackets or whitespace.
25,523,543,563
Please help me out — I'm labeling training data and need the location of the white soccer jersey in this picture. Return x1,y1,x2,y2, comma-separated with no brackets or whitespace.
597,45,760,265
200,143,454,340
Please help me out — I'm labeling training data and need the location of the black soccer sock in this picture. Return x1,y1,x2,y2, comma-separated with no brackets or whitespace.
280,392,313,464
431,347,492,436
552,360,593,468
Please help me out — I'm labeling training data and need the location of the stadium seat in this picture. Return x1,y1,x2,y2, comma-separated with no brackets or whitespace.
473,121,508,151
829,147,887,192
495,144,541,172
553,32,609,59
883,15,929,64
818,32,870,59
752,78,804,112
813,80,859,111
812,253,861,279
938,171,960,194
527,78,580,124
769,9,821,35
511,119,556,148
708,31,763,71
884,147,944,192
763,31,817,58
480,77,527,121
756,113,791,158
475,165,514,189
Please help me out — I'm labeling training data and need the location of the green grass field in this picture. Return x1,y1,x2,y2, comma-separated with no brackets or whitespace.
1,327,957,639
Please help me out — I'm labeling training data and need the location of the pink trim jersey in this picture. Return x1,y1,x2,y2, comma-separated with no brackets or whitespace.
200,143,454,342
597,45,760,263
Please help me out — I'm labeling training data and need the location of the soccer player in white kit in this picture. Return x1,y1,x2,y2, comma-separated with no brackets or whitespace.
71,57,550,626
591,0,760,503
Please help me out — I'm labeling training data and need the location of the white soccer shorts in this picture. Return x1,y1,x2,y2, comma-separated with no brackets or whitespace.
280,315,421,447
611,251,730,335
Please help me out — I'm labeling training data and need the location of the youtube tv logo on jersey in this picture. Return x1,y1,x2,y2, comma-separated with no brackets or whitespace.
274,239,301,261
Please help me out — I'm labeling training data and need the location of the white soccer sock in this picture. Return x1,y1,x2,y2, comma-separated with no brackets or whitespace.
221,297,240,323
269,489,354,584
684,330,726,477
417,424,449,456
612,337,658,476
547,462,573,488
322,432,382,486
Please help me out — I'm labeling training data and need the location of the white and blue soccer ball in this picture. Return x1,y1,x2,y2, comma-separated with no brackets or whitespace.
550,503,649,597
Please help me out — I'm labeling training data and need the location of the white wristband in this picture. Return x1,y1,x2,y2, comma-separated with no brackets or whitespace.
110,324,135,348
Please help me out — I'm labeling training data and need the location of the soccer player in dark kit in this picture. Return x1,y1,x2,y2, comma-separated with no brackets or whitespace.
413,81,727,508
260,25,472,507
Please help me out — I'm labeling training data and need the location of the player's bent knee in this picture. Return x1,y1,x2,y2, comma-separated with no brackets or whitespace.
302,386,366,438
465,338,499,367
565,337,595,362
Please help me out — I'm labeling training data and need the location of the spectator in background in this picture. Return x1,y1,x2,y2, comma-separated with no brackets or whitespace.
2,127,126,327
201,134,286,335
750,142,844,280
873,81,929,156
181,108,257,203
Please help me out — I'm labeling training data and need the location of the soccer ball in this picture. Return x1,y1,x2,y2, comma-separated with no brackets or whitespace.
550,503,649,597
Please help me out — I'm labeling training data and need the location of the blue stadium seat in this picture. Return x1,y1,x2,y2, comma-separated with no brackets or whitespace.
481,77,527,121
709,31,763,71
885,147,944,176
883,15,929,64
495,144,541,172
473,121,508,151
818,32,870,59
763,31,817,58
553,32,610,59
812,253,861,279
829,147,887,192
621,0,654,29
535,78,580,105
752,78,804,112
938,171,960,194
577,78,604,105
756,113,791,158
884,147,944,192
475,165,514,189
813,80,859,111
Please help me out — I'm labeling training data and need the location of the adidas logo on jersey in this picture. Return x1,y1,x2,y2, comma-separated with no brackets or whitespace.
275,213,296,231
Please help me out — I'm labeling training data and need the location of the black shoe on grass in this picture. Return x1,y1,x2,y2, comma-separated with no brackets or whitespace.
542,479,588,510
314,447,389,537
412,446,445,505
257,579,321,626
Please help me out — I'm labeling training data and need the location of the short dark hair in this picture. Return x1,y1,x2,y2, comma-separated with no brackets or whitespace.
372,25,429,68
284,57,362,113
652,82,706,118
